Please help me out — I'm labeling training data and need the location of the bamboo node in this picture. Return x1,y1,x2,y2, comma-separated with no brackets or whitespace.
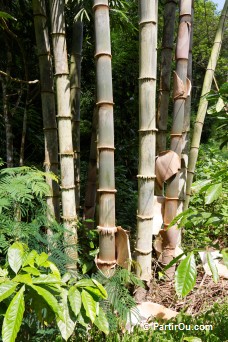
97,226,117,235
59,152,74,156
139,128,158,132
170,133,182,137
92,2,109,11
165,196,179,200
97,188,117,193
97,145,115,150
135,248,152,255
61,215,77,222
96,101,114,106
96,258,116,266
137,174,156,179
138,77,156,81
60,185,75,190
137,214,153,220
94,52,112,59
139,20,157,25
56,115,72,119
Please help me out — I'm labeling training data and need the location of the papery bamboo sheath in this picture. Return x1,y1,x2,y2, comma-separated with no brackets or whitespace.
70,20,83,213
185,0,228,209
94,0,116,272
136,0,158,281
49,0,77,270
32,0,60,222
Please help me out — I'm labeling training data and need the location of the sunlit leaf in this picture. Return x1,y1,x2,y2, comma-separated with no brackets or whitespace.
205,183,222,204
2,285,25,342
206,252,219,283
68,286,81,317
175,252,197,297
8,242,24,274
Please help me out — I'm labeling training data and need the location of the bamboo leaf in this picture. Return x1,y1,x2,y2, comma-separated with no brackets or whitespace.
29,284,63,320
8,242,24,274
221,248,228,268
57,289,75,341
94,307,109,335
81,289,96,323
175,252,197,297
206,252,219,283
205,183,222,204
0,11,16,21
2,285,25,342
183,337,202,342
68,286,81,317
0,282,18,302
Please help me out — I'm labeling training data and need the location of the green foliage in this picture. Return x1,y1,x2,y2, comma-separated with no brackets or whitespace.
207,82,228,149
0,242,109,342
92,267,143,331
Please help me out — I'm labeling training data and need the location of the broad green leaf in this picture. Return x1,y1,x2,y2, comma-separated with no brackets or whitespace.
12,274,32,284
77,309,90,327
2,285,25,342
35,252,49,266
22,266,40,276
183,338,202,342
32,274,63,284
57,289,75,341
29,284,63,320
216,97,225,112
221,248,228,268
43,261,61,279
92,279,108,299
68,286,81,317
205,183,222,204
22,250,38,267
81,289,96,323
191,179,211,193
175,252,197,297
83,286,101,300
94,307,109,335
76,279,95,288
0,282,18,302
8,242,24,274
206,252,219,283
62,273,71,283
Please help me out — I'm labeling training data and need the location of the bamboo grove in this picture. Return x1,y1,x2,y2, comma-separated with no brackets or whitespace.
0,0,227,286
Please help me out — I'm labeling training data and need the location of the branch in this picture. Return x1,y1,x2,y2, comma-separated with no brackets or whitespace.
0,70,39,84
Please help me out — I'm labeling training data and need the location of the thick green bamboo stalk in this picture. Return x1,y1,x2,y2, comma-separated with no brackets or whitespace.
70,20,83,214
156,0,177,155
32,0,60,222
83,108,98,229
135,0,158,281
184,0,228,210
93,0,116,274
49,0,77,271
161,0,192,275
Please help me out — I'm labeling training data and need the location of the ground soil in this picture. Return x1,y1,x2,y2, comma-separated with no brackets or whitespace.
146,266,228,316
